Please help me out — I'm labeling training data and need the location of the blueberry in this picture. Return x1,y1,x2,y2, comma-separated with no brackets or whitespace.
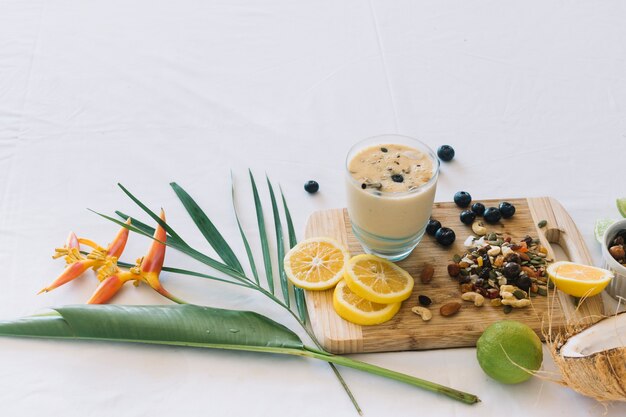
502,262,521,279
426,219,441,236
517,275,532,292
437,145,455,162
391,174,404,183
471,202,485,216
460,210,476,225
435,227,456,246
483,207,502,224
304,180,319,193
499,202,516,219
453,191,472,208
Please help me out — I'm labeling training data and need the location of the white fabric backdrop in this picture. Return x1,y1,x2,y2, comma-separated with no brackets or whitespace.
1,1,625,416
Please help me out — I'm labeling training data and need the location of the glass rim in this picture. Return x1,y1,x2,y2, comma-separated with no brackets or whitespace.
345,134,440,197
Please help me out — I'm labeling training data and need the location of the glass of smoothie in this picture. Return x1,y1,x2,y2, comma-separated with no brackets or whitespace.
345,134,439,261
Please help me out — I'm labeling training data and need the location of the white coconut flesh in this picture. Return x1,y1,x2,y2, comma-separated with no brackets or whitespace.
560,314,626,358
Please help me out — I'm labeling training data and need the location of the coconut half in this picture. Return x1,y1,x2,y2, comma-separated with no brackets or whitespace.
550,313,626,402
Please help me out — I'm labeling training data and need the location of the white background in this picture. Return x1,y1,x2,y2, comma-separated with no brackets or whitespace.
1,1,625,416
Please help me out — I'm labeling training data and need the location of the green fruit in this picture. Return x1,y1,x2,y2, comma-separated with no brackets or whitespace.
594,218,615,244
476,320,543,384
617,198,626,218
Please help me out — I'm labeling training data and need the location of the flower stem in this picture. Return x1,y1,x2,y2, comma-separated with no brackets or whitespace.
301,347,480,405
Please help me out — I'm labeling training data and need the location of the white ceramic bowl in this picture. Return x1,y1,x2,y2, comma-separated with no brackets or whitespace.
601,219,626,301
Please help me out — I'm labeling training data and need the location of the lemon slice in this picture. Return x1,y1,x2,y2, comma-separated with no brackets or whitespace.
547,261,614,298
333,280,401,325
283,237,350,290
343,254,414,304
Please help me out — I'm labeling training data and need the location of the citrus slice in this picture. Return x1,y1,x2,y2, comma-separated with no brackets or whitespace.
594,218,615,243
283,237,350,290
617,198,626,218
546,261,614,298
343,254,414,304
333,280,401,325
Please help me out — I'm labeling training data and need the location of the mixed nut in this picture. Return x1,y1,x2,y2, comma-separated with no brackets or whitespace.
608,229,626,265
448,233,552,313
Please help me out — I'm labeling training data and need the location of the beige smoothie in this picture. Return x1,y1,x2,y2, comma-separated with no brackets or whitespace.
345,141,438,258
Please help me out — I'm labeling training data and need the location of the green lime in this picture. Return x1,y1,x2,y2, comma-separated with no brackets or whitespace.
594,218,616,243
618,198,626,218
476,320,543,384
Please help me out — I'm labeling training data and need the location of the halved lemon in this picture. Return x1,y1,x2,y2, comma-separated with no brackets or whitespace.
546,261,613,298
333,280,401,325
343,254,414,304
283,237,350,290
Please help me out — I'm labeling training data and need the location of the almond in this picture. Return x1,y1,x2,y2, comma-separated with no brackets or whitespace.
447,263,460,277
421,264,435,284
440,302,461,317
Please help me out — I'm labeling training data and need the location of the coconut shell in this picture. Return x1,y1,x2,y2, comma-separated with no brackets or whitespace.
548,312,626,402
552,345,626,402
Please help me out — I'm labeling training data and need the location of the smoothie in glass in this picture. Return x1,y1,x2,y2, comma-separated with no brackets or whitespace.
345,135,439,261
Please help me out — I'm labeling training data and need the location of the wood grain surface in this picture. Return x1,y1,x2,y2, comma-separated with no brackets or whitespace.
304,197,604,354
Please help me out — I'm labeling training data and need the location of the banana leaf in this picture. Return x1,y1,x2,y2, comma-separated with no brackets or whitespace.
0,305,479,405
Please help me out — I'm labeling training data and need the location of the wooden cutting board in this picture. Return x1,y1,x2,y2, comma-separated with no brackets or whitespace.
304,197,603,354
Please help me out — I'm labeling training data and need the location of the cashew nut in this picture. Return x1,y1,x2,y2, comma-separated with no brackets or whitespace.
461,291,485,307
501,298,531,308
500,291,514,299
471,221,487,236
500,285,516,293
411,306,432,321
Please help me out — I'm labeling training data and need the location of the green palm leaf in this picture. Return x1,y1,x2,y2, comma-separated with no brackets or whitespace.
170,182,244,274
249,170,274,294
280,188,307,323
266,177,289,307
0,306,480,405
231,173,260,284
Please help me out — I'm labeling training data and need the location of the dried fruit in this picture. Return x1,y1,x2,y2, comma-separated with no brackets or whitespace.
447,263,460,277
421,264,435,284
537,220,547,228
418,295,432,306
440,302,462,317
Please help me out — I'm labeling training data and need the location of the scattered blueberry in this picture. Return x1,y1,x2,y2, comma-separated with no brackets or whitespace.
426,219,442,236
483,207,502,224
460,210,476,225
471,202,486,216
391,174,404,183
435,227,456,246
437,145,455,162
381,147,388,153
304,180,319,194
453,191,472,208
499,202,516,219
